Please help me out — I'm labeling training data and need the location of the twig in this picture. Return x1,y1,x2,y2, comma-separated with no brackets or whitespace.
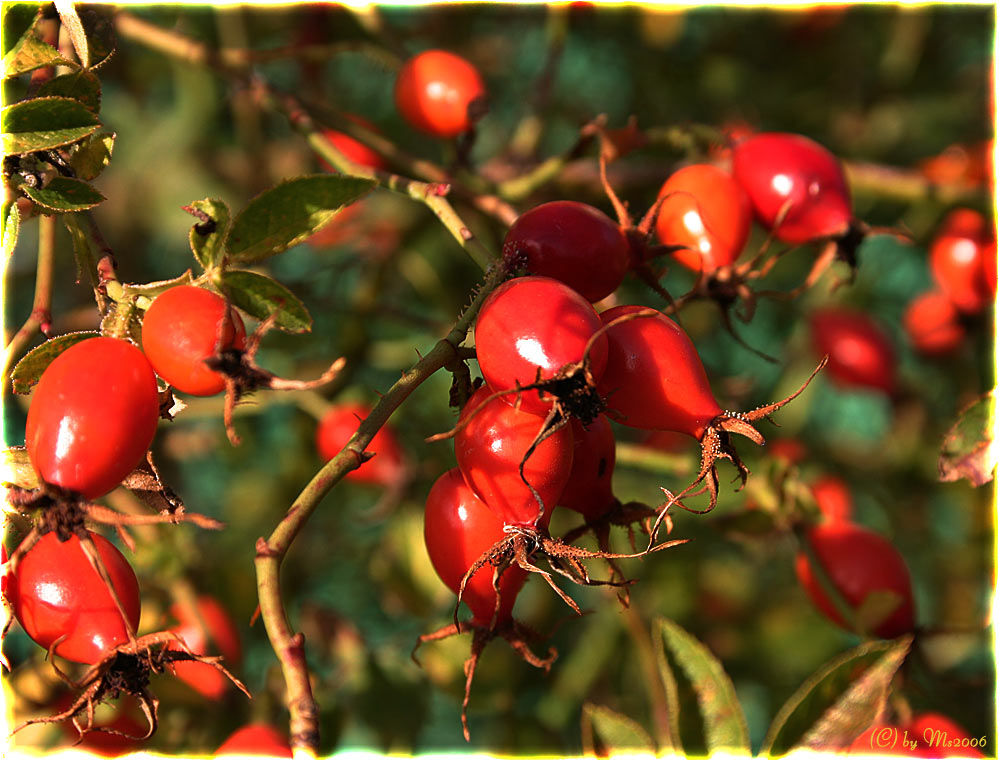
254,260,508,754
3,214,56,379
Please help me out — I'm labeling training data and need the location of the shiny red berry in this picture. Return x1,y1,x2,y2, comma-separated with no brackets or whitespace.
810,307,897,394
558,416,616,521
6,531,141,664
167,595,242,700
216,724,293,757
25,336,160,499
475,276,608,415
795,522,915,639
319,125,387,172
810,474,853,524
455,385,573,527
316,402,407,486
394,50,486,138
142,285,246,397
596,304,722,439
654,163,752,273
929,218,994,315
732,132,852,244
503,200,630,302
424,468,528,626
903,291,966,356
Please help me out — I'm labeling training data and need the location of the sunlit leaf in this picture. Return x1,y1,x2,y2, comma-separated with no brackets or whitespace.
581,703,656,757
54,0,90,68
185,198,231,270
219,269,312,333
656,617,750,755
37,69,101,113
11,331,100,394
3,200,20,259
761,636,912,757
939,390,996,486
20,176,105,211
225,175,375,263
3,31,71,78
2,96,100,154
2,446,39,490
68,130,114,180
2,3,39,58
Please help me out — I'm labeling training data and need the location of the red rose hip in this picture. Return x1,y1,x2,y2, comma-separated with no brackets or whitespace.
142,285,246,397
6,531,141,664
25,336,160,499
503,200,630,302
474,276,608,415
394,49,486,138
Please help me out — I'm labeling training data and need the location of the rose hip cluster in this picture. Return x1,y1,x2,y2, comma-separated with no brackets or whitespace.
5,285,261,743
904,208,996,356
417,190,826,738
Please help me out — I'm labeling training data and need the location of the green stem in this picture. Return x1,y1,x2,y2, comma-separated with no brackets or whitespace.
3,214,56,378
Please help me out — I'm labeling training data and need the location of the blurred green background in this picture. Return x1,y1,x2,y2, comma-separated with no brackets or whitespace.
3,3,994,756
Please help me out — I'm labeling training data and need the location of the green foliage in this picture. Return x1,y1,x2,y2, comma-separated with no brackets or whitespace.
19,175,105,211
761,636,912,756
224,175,376,263
10,331,100,394
1,95,100,154
657,616,751,755
218,268,312,333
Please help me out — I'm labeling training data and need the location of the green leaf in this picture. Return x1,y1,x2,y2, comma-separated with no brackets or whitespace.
761,636,913,757
3,446,40,490
581,703,657,757
75,6,115,70
656,617,750,755
54,0,89,68
11,331,100,394
219,269,312,333
63,212,99,289
2,96,100,155
225,174,375,263
3,30,72,78
3,200,20,259
68,129,114,180
939,390,996,486
185,198,231,270
37,69,101,113
20,176,105,211
3,3,39,58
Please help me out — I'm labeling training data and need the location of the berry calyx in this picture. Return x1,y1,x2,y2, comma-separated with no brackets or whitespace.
394,49,487,138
